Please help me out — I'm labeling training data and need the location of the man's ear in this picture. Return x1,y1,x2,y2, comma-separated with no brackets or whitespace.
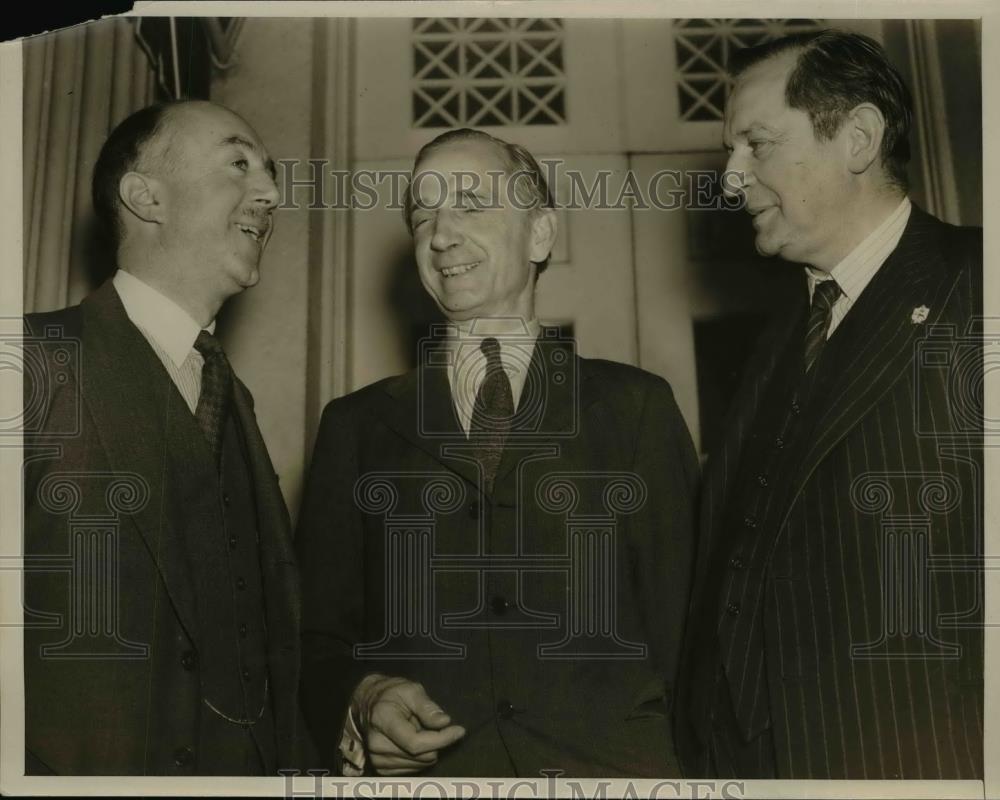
529,207,557,264
844,103,886,175
118,172,166,225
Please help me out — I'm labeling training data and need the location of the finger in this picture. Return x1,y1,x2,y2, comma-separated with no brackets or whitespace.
367,730,437,762
395,684,454,730
382,716,466,756
374,765,430,777
370,751,439,772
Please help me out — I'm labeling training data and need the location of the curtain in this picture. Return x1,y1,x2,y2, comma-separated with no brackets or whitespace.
23,17,154,313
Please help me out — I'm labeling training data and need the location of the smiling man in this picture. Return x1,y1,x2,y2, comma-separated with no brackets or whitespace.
23,101,311,775
297,129,699,777
675,31,983,779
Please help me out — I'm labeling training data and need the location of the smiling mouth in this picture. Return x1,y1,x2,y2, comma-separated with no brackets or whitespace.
440,262,480,278
236,222,267,243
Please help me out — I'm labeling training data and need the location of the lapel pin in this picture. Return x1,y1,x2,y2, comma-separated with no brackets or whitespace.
911,305,930,324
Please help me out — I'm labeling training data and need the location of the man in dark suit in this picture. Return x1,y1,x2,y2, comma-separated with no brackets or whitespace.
23,100,309,774
297,129,698,777
676,30,982,779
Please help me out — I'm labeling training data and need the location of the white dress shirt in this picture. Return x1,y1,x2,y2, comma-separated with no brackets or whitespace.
112,269,215,414
806,196,911,338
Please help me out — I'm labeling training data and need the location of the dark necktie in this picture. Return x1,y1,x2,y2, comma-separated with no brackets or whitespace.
470,337,514,492
803,279,842,373
193,330,233,466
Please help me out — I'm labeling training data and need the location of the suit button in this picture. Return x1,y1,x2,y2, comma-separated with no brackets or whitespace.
228,536,237,550
729,557,745,570
791,399,801,415
181,650,198,671
774,436,785,448
726,602,741,617
491,595,510,615
236,577,246,590
239,623,248,638
743,514,757,529
173,746,194,767
467,501,479,519
222,493,231,507
242,668,251,681
756,473,768,488
496,700,514,719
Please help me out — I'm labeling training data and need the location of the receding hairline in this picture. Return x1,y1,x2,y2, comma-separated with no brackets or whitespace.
132,101,272,176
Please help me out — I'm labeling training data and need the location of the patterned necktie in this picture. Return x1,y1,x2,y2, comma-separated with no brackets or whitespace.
193,330,233,466
470,337,514,492
803,279,842,373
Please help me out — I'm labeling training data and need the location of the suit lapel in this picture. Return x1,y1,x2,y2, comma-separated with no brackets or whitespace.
700,288,808,549
493,335,581,487
379,354,485,491
231,380,297,637
78,281,205,644
773,206,966,530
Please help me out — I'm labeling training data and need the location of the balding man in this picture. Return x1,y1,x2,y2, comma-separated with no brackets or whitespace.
23,101,309,775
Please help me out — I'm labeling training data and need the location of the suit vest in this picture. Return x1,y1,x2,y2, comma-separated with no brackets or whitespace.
188,411,277,775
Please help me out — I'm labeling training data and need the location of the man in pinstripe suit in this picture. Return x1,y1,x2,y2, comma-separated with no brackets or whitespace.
676,31,982,779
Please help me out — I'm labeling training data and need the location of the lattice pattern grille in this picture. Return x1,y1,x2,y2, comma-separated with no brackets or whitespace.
674,19,826,121
412,18,566,127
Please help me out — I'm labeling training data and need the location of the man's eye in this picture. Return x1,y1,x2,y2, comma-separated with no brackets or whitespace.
232,158,249,170
749,140,771,155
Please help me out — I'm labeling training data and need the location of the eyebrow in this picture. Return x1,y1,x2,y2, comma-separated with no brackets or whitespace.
735,123,782,138
221,135,277,180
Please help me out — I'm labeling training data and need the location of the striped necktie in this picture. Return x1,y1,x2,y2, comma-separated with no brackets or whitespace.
803,279,842,373
470,337,514,492
193,330,233,467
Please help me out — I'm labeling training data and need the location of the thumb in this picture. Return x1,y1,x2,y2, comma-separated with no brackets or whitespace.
402,684,453,730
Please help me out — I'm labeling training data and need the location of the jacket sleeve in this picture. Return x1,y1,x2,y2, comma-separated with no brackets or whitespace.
628,375,699,712
295,397,371,770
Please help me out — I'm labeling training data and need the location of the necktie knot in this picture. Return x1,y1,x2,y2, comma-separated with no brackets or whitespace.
195,330,227,361
812,278,841,312
193,330,232,467
481,336,502,367
803,279,842,373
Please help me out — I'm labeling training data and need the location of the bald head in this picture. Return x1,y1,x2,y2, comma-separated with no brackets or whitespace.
92,100,259,252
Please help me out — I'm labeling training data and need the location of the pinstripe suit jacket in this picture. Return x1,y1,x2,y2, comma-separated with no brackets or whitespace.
677,205,983,778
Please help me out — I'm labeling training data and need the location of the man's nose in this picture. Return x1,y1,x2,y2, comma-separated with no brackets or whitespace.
430,209,463,250
252,169,280,210
721,151,752,202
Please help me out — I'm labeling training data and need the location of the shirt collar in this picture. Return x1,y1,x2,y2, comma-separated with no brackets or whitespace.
443,316,542,341
113,269,215,367
806,196,911,300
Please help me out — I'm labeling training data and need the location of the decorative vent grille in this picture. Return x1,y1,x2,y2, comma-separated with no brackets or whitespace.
412,18,566,128
674,19,826,121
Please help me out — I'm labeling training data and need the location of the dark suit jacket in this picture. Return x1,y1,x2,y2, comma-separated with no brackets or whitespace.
298,333,699,777
22,280,307,775
676,205,983,778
